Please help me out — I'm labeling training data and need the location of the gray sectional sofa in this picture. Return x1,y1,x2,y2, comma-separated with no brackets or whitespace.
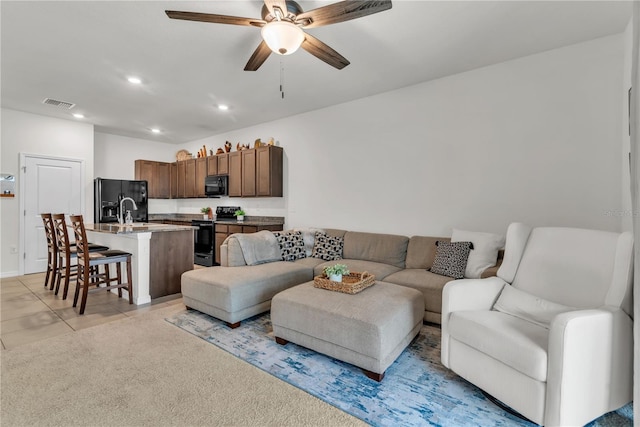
181,228,502,327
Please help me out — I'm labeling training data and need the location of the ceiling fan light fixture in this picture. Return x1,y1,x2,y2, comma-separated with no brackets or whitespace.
261,21,304,55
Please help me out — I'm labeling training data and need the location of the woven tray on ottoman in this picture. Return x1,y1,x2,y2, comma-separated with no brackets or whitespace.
313,271,375,294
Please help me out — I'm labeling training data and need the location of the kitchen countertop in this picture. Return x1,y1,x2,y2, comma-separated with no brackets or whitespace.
85,223,195,234
149,214,284,227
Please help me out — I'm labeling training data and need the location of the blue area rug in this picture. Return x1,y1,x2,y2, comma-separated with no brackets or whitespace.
166,310,633,427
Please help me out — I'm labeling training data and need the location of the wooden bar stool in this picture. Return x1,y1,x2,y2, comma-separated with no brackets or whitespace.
69,214,133,315
40,213,57,290
51,213,109,298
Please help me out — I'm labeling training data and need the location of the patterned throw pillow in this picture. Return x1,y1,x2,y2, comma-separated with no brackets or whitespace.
273,231,306,262
430,241,473,279
311,232,344,261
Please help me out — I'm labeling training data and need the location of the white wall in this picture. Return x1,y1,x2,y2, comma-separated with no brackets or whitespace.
94,132,179,214
0,109,94,276
94,132,177,180
179,34,624,236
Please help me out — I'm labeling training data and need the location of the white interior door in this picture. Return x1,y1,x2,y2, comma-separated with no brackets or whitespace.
22,155,83,274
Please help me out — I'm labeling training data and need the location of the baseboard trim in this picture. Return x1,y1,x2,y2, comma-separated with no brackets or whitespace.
0,271,20,279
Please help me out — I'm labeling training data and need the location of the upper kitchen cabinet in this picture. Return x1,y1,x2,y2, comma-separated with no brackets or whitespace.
170,162,178,199
228,152,242,197
217,153,229,175
195,157,207,197
184,159,196,198
256,146,283,197
241,149,256,197
135,160,171,199
206,156,218,176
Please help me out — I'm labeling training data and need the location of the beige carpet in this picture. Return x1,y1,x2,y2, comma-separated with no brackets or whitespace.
1,305,365,427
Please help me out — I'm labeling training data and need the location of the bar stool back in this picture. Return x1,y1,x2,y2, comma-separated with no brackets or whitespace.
69,215,133,315
40,213,57,290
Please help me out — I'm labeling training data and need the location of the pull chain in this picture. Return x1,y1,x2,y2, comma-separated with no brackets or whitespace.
280,59,285,99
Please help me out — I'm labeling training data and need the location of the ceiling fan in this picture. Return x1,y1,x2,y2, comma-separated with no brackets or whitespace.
165,1,392,71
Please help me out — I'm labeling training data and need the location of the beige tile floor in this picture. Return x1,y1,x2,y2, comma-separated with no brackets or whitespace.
0,272,184,350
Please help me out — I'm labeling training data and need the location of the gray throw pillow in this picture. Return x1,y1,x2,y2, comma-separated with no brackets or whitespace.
273,231,306,262
430,241,473,279
311,232,344,261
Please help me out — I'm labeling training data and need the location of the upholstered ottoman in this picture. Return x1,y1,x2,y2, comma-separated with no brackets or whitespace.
181,263,313,328
271,280,424,381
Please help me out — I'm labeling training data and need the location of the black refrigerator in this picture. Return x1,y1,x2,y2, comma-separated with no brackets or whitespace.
94,178,148,223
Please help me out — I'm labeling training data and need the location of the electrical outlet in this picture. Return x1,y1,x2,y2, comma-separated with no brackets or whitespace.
9,246,18,254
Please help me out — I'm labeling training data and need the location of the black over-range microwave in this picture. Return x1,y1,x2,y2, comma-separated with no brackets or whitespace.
205,175,228,197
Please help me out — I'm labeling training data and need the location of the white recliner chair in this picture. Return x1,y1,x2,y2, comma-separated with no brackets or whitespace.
441,223,633,426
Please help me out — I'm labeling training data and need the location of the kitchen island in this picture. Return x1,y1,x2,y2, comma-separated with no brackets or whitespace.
85,223,194,305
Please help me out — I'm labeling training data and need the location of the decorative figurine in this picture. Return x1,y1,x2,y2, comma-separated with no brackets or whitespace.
236,142,250,151
216,147,224,155
268,137,275,146
254,138,262,148
224,141,232,152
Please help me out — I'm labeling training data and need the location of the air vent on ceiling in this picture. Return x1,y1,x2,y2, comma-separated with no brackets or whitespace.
42,98,75,109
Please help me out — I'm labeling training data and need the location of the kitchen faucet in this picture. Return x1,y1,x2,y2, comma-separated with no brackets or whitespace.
119,197,138,224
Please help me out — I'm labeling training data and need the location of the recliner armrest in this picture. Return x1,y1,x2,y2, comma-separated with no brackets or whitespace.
546,307,633,426
441,277,507,367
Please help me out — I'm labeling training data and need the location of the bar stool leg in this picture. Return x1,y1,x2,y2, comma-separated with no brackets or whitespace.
116,262,123,298
126,256,133,304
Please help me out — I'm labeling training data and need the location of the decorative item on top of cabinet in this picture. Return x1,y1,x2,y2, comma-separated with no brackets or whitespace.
224,141,232,152
176,149,192,161
237,142,250,151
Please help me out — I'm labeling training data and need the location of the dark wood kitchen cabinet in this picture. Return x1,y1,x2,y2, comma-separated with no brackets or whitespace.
217,153,229,175
184,159,196,198
170,162,178,199
228,152,242,197
177,161,187,198
241,149,256,197
135,160,171,199
195,157,207,197
207,156,218,176
256,146,283,197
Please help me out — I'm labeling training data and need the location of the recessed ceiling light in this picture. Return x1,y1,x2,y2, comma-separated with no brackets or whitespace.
72,113,84,119
150,128,161,134
218,104,229,111
128,76,142,84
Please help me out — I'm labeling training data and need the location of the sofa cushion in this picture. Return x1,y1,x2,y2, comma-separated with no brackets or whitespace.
342,231,409,269
273,230,306,261
430,241,472,279
311,232,344,261
448,310,549,382
405,236,449,269
493,285,575,329
293,227,325,257
181,262,313,313
293,256,326,269
313,259,402,281
452,229,505,279
384,268,454,315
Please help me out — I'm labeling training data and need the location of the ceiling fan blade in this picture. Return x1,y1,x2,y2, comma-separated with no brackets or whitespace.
165,10,265,27
244,41,272,71
301,33,350,70
263,0,289,18
296,1,392,29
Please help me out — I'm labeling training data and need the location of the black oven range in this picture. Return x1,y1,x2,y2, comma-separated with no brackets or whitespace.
192,206,241,267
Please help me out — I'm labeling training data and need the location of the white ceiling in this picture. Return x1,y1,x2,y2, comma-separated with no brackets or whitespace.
1,1,632,144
